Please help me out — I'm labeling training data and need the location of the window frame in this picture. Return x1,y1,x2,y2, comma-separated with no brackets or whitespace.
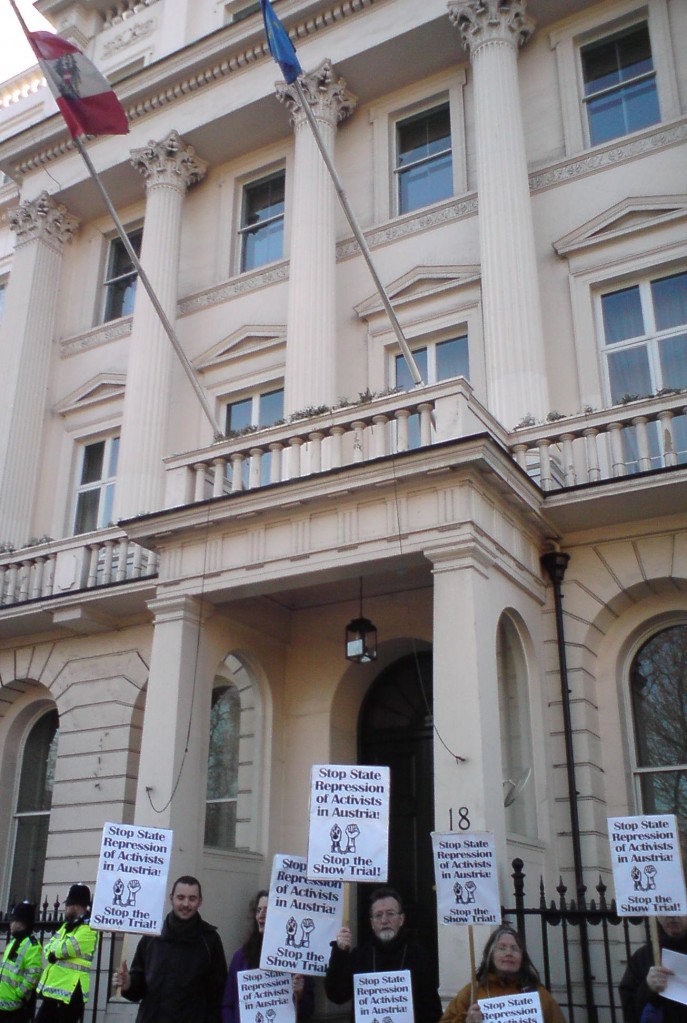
369,71,467,225
238,169,287,274
72,433,120,535
394,102,454,217
102,226,143,323
204,683,241,852
549,0,678,157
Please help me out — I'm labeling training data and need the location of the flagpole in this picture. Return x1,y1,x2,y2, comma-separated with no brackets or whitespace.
74,139,223,439
292,78,425,388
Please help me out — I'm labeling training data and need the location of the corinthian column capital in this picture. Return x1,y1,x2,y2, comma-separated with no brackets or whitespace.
448,0,534,54
276,59,357,129
9,191,79,249
130,129,207,192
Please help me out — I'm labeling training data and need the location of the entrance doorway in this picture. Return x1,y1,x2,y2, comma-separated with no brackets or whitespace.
358,651,437,977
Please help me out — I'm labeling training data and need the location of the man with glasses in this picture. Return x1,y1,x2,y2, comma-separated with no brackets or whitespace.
324,887,441,1023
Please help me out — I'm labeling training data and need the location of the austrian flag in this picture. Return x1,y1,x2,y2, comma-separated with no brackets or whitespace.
28,31,128,138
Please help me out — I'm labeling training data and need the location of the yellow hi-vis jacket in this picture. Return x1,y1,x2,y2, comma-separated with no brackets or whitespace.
0,932,42,1010
37,918,98,1005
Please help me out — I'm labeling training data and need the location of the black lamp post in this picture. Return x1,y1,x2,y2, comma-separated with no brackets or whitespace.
345,579,377,663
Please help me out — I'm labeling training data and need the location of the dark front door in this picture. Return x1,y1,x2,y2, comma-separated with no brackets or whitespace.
358,652,437,980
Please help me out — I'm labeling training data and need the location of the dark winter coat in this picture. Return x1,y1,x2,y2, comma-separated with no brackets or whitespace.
620,930,687,1023
324,930,441,1023
123,912,228,1023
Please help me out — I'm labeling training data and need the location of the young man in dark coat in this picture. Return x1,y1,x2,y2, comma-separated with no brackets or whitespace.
115,874,227,1023
325,887,441,1023
620,915,687,1023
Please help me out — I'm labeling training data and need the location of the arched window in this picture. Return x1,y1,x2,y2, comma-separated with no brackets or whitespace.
8,709,59,905
497,616,536,839
630,624,687,829
205,684,241,850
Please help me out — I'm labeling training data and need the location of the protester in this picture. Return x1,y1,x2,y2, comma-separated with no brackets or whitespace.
0,902,42,1021
439,925,565,1023
620,915,687,1023
35,884,98,1023
115,874,227,1023
325,886,441,1023
221,889,314,1023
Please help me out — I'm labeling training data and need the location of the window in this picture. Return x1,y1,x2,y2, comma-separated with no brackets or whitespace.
239,172,285,272
497,616,536,839
73,435,120,534
103,228,142,322
581,22,659,145
599,270,687,466
226,387,284,487
630,624,687,830
395,104,452,215
0,280,5,321
7,710,59,905
205,684,241,850
394,335,469,449
394,334,469,392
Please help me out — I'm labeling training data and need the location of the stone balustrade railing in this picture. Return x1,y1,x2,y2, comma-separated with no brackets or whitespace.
509,391,687,491
163,378,499,506
0,529,158,609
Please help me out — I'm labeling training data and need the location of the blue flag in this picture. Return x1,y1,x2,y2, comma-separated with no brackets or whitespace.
260,0,302,84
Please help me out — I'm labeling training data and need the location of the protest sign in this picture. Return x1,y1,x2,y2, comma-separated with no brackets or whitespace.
307,765,390,883
354,970,414,1023
91,822,173,933
607,814,687,916
661,949,687,1006
237,969,296,1023
260,854,344,974
478,992,543,1023
431,832,501,926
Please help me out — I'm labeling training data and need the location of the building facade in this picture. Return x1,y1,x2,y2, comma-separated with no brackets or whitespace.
0,0,686,1017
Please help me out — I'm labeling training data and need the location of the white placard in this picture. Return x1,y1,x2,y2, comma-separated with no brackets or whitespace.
237,969,296,1023
431,832,501,926
260,854,344,975
662,949,687,1006
607,814,687,916
91,822,173,933
478,991,544,1023
307,765,390,883
354,970,414,1023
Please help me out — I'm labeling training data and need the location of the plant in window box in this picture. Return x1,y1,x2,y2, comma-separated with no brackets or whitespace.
545,410,567,422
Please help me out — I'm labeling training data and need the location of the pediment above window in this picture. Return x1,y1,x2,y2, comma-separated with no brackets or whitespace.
194,325,286,372
55,373,126,416
553,196,687,257
355,265,481,320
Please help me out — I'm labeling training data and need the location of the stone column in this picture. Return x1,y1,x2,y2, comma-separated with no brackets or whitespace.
0,192,78,546
426,543,506,1000
114,131,207,521
132,595,212,879
448,0,548,427
277,60,356,414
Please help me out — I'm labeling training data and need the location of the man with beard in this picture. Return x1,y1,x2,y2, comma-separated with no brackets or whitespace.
620,915,687,1022
325,888,441,1023
114,875,227,1023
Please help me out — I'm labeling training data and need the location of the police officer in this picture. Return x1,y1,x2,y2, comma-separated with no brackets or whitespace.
0,902,42,1021
35,884,98,1023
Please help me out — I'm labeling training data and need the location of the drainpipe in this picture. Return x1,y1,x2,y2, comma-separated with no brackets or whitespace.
541,551,597,1023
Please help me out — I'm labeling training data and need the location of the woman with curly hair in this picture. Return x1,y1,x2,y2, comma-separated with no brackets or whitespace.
439,925,565,1023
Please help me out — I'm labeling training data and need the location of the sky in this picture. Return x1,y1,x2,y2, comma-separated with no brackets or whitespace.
0,0,52,82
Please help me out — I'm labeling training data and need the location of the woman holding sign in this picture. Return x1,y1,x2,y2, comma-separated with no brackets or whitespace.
439,926,565,1023
221,891,314,1023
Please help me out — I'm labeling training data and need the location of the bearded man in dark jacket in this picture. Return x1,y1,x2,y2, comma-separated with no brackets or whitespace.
115,875,227,1023
620,915,687,1023
325,887,441,1023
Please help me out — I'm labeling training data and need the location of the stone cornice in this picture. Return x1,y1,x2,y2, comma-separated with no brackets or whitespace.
178,261,289,315
5,0,378,177
60,316,132,358
130,130,207,192
9,190,79,249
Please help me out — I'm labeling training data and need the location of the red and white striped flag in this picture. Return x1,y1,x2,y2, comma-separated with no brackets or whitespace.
27,31,128,138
